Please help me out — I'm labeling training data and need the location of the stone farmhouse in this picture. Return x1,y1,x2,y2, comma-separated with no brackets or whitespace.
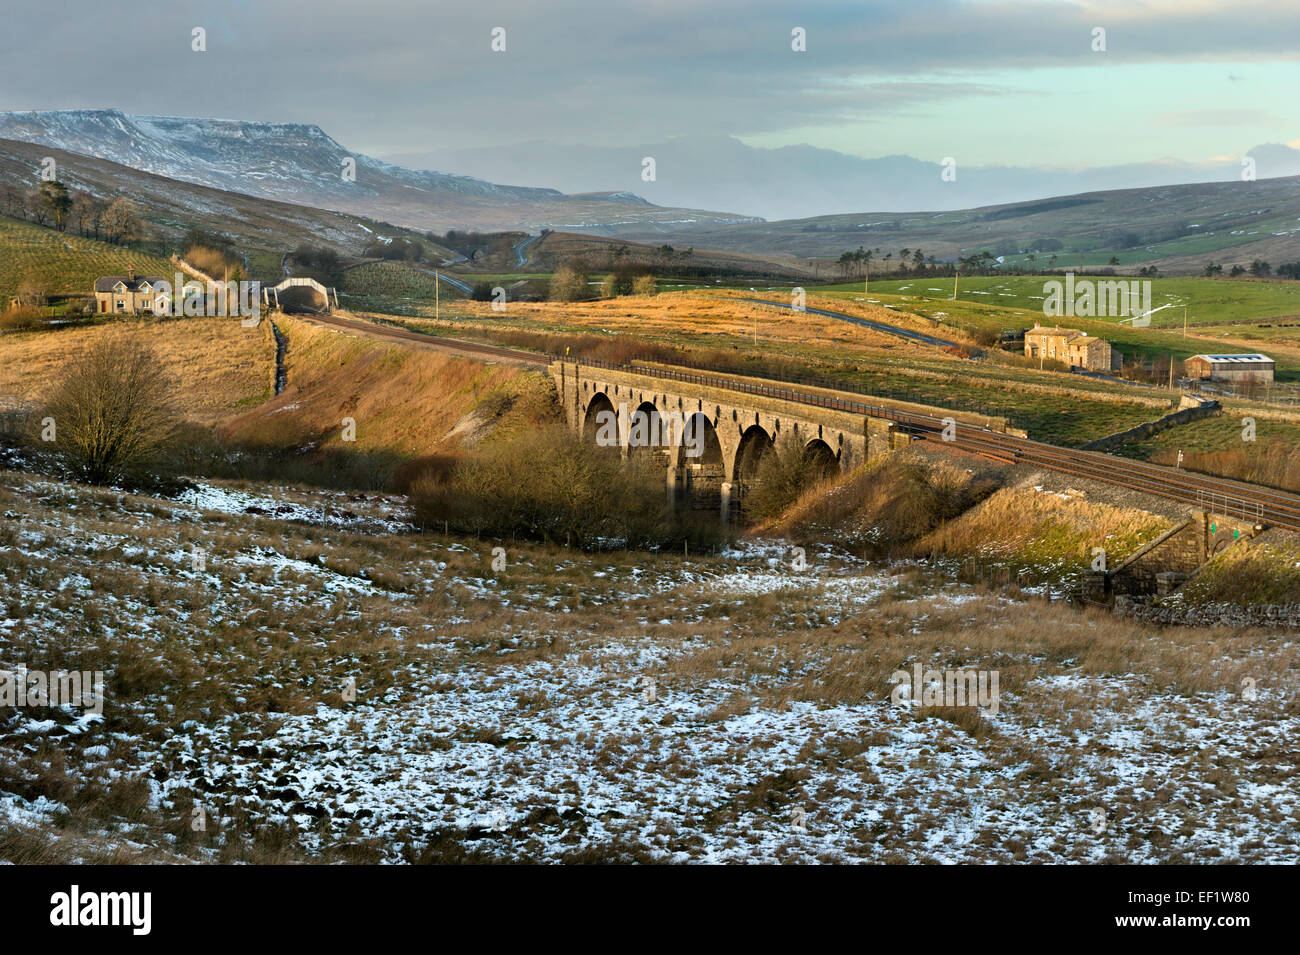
93,266,170,315
1024,324,1121,372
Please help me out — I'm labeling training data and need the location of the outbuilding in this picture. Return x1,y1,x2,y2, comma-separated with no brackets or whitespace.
1184,353,1274,383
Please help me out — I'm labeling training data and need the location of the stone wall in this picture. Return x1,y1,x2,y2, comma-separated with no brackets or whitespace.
1079,398,1220,452
1116,597,1300,628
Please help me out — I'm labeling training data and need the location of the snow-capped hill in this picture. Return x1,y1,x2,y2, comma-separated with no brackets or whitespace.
0,109,557,203
0,108,758,233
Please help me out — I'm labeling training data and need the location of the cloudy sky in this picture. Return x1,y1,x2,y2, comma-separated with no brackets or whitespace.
2,0,1298,212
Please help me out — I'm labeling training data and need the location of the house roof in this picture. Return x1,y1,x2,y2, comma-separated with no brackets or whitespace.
1189,353,1273,364
94,276,167,293
1028,325,1105,344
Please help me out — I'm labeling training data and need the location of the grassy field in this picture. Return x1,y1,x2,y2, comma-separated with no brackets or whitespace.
799,285,1300,382
0,217,176,305
0,316,274,423
1118,413,1300,459
813,275,1300,326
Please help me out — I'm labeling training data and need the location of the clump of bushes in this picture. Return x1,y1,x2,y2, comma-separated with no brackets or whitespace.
600,263,656,298
39,336,179,486
549,262,591,302
743,434,836,524
758,455,997,556
0,306,43,331
409,424,721,550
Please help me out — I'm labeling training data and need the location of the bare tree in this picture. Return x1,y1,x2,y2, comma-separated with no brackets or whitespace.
101,198,142,244
27,191,49,227
15,277,47,307
41,336,178,484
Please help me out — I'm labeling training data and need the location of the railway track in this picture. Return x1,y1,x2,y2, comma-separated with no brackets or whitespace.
578,356,1300,531
292,311,550,368
287,313,1300,529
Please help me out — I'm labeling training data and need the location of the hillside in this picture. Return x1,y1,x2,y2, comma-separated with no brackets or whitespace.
0,139,454,270
0,216,176,304
0,315,274,421
0,110,759,234
220,315,553,467
623,175,1300,275
519,231,821,280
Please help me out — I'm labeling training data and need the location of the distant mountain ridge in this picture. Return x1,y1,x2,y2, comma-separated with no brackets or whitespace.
0,109,758,233
397,134,1300,222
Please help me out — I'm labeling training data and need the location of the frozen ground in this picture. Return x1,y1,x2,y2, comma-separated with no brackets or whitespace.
0,472,1295,863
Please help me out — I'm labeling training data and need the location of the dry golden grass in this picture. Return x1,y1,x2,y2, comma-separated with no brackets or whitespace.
220,316,553,459
918,481,1172,566
438,291,957,356
0,317,274,424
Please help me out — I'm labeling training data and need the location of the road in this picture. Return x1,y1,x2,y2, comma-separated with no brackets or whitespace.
408,265,474,296
512,234,540,268
738,297,966,350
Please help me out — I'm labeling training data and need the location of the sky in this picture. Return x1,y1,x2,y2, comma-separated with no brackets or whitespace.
1,0,1297,175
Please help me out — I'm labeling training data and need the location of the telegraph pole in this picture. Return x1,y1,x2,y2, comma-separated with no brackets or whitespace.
435,270,440,321
952,270,959,301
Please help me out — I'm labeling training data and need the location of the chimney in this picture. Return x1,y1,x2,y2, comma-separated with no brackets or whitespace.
128,265,135,283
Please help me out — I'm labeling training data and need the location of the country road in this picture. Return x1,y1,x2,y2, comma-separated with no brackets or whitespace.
739,297,967,350
409,265,474,295
512,234,540,268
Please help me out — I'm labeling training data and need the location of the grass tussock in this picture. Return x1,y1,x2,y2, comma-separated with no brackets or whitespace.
918,482,1171,569
755,455,998,557
1182,537,1300,605
409,423,724,550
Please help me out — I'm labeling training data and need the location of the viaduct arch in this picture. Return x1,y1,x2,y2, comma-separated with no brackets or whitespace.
552,360,905,519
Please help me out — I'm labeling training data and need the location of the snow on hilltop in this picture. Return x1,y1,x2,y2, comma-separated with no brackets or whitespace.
0,108,564,204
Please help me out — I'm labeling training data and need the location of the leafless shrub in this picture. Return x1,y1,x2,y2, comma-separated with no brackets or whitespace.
40,336,179,485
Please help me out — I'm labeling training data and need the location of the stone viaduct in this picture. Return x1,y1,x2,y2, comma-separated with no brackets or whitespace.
550,360,1010,520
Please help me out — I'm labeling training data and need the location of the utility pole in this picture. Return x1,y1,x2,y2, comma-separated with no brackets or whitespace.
864,262,869,295
1169,355,1175,390
1183,305,1187,338
952,270,959,301
435,270,440,321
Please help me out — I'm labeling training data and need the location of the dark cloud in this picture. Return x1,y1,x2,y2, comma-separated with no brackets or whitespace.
0,0,1295,155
